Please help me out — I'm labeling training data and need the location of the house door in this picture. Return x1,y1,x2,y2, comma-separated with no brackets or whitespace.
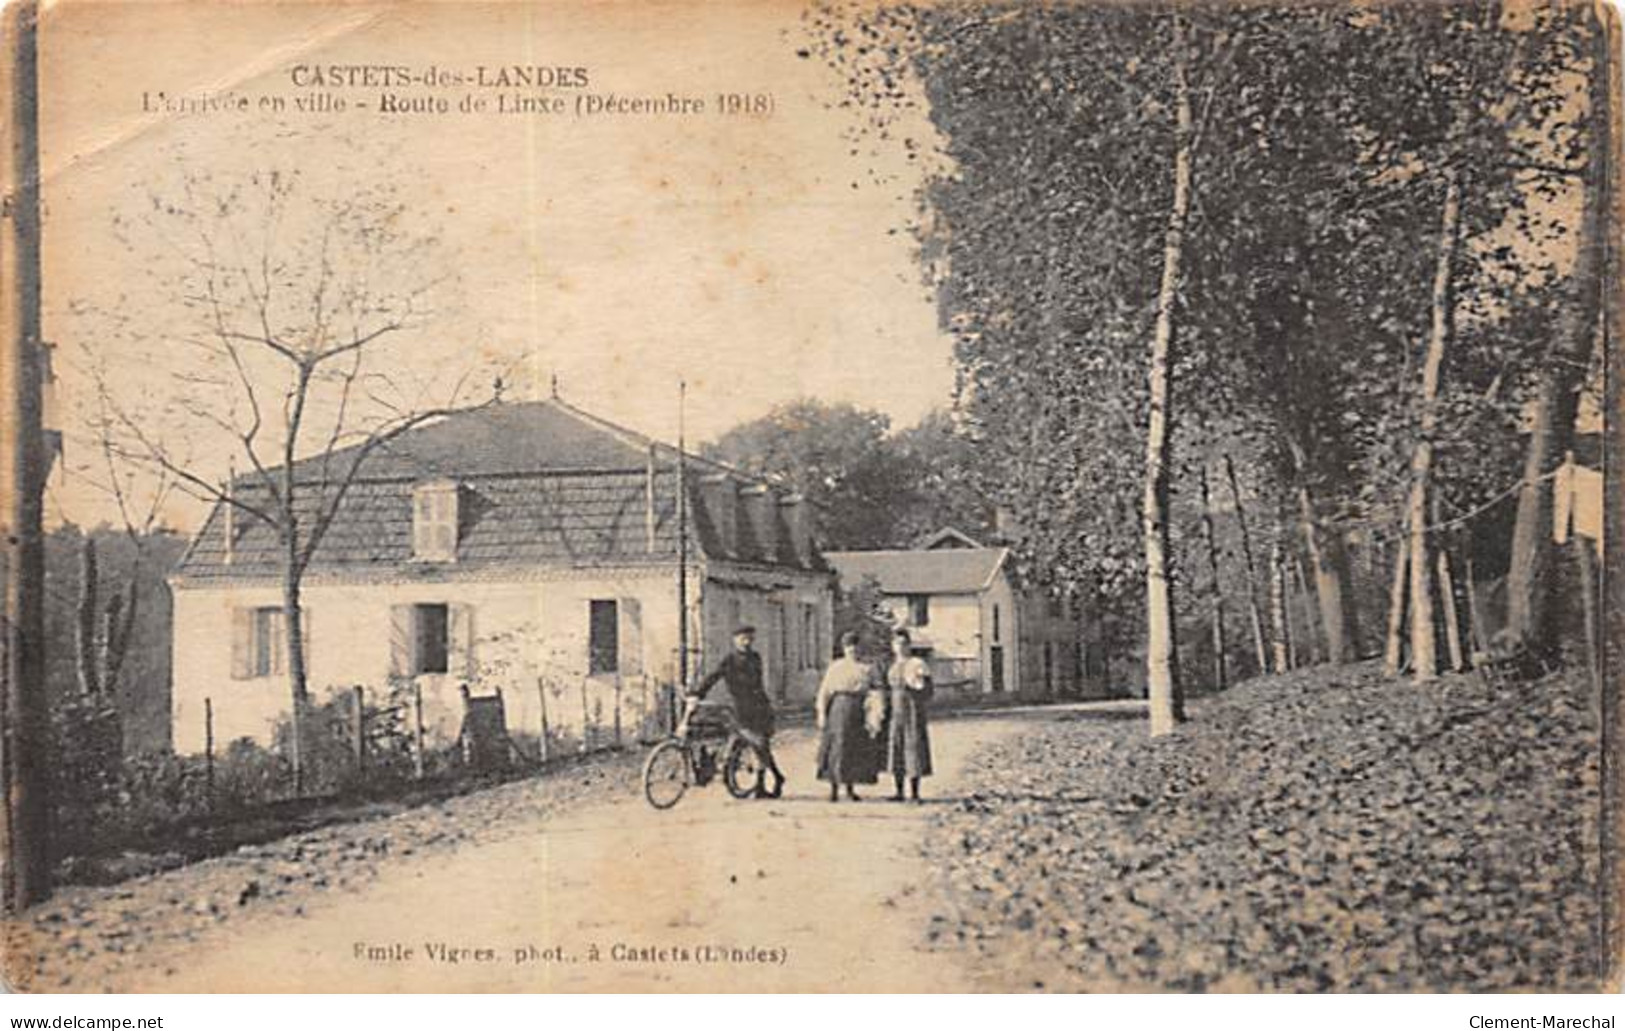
990,645,1005,692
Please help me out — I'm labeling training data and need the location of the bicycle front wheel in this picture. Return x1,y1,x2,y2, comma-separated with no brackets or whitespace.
642,740,692,810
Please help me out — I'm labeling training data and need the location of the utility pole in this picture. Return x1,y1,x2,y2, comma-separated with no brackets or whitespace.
1,0,50,912
674,380,688,732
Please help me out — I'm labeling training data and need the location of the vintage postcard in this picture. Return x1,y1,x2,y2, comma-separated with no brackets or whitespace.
0,0,1618,995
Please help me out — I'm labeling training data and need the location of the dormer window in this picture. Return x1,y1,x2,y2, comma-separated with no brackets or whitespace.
413,480,460,562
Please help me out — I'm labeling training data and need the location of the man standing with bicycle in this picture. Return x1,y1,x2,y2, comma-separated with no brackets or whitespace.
690,625,786,798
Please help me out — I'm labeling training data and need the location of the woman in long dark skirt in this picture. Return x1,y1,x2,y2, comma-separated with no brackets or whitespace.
885,628,933,802
816,631,881,801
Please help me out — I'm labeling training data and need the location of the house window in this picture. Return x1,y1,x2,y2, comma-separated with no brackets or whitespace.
413,603,450,674
230,606,286,680
907,594,930,627
589,599,619,675
412,481,460,562
992,604,1002,644
389,602,472,678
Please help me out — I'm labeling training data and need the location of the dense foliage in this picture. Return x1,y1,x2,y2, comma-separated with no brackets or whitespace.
705,399,994,549
807,0,1609,705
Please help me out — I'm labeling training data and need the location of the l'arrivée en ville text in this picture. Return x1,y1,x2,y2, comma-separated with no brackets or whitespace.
139,63,775,119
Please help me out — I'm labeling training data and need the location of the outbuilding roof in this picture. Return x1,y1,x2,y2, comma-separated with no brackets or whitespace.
824,546,1008,596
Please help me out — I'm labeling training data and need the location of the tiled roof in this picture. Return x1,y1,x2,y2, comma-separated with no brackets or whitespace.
289,400,652,481
825,547,1008,596
174,400,823,582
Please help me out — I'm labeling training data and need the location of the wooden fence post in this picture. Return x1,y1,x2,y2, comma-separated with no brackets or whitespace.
536,677,551,764
639,677,650,743
580,679,591,754
204,696,215,807
351,685,365,775
412,681,426,780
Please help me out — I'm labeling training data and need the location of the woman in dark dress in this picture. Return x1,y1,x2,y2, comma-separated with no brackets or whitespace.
816,631,881,801
885,628,933,802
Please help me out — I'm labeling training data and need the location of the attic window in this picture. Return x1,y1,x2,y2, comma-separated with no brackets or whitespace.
413,481,460,562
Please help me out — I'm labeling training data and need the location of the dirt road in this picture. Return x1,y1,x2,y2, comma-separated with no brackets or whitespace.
106,713,1031,992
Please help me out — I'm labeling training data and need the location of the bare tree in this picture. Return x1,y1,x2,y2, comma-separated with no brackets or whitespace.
59,388,177,705
83,168,504,791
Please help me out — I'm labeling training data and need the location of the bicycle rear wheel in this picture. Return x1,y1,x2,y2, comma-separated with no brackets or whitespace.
643,740,691,810
724,736,765,799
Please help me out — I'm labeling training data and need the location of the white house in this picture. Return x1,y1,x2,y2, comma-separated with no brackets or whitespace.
826,528,1101,699
168,398,834,753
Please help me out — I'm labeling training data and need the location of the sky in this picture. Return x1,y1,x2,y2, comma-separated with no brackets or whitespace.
38,0,950,530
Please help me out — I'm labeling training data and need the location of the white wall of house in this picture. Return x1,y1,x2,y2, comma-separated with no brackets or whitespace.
856,574,1097,699
171,564,832,754
872,581,1034,695
878,592,978,657
172,569,669,753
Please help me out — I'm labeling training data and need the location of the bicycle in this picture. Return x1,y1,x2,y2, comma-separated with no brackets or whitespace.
642,696,768,809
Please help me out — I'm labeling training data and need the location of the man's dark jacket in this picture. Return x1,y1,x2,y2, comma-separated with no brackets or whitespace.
694,650,775,737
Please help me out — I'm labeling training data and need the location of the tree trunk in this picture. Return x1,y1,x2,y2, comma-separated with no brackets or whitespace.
1574,539,1601,699
1431,495,1464,673
1142,15,1193,738
1383,519,1410,676
1291,469,1358,664
100,579,137,693
1437,544,1464,673
1269,535,1290,674
1292,552,1318,665
1199,462,1227,690
1405,167,1462,684
1282,547,1299,670
283,560,309,795
1465,553,1489,664
75,536,100,696
1504,49,1610,655
1223,453,1269,675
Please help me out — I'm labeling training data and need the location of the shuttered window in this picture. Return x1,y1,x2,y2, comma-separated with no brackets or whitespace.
412,482,459,562
230,606,298,679
617,597,642,677
388,602,475,677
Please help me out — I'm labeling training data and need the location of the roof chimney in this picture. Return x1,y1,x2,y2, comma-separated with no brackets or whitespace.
993,505,1020,543
222,459,236,566
742,485,781,565
699,473,739,558
780,493,813,568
